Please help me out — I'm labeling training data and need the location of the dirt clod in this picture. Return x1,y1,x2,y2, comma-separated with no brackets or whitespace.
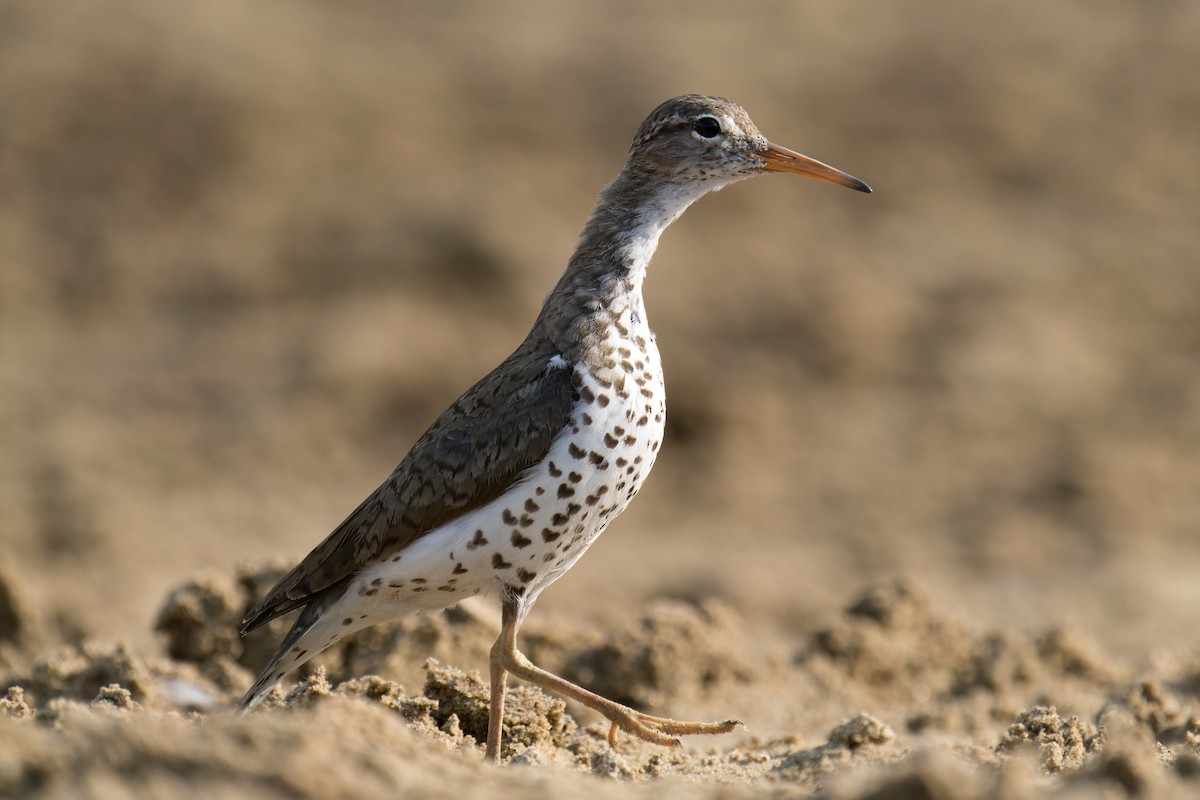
997,705,1100,772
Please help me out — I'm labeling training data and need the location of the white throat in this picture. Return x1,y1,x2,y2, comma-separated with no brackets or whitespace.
615,179,723,287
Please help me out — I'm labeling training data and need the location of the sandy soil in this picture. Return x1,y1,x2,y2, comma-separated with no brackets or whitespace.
2,0,1199,797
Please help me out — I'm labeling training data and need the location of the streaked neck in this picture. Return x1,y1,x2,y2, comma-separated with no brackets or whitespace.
540,169,712,324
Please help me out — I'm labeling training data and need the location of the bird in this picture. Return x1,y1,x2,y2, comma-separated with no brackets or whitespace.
238,94,871,761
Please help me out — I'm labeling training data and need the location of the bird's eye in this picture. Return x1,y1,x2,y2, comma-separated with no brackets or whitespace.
692,117,722,138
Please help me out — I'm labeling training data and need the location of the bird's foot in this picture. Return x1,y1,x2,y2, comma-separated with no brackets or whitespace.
605,707,743,748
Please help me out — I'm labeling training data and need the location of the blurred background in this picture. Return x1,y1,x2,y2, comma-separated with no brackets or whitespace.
1,0,1197,660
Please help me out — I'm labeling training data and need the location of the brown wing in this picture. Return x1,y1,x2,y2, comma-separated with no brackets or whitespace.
241,335,575,633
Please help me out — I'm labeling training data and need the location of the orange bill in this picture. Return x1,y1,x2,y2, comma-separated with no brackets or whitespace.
758,142,872,193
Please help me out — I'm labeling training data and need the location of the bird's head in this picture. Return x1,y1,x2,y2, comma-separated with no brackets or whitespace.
627,94,871,194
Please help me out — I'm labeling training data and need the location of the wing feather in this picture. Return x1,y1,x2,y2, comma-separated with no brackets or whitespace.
241,336,574,633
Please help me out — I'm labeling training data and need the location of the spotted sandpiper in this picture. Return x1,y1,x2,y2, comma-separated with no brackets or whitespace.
239,95,870,761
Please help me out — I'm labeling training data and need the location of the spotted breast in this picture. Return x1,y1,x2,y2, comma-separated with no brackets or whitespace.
335,298,664,630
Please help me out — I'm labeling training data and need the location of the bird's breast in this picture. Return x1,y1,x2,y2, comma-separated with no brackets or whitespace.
350,340,666,614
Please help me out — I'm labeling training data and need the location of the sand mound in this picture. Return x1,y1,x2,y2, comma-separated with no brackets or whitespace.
2,574,1198,798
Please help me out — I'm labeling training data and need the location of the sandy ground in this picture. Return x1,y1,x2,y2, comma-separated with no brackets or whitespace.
2,0,1200,797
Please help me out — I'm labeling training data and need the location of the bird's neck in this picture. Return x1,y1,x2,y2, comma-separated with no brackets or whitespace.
537,168,710,348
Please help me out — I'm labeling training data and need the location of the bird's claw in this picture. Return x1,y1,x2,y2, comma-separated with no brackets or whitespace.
604,708,741,749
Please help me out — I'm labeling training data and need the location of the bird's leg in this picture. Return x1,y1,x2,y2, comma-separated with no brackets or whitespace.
487,598,740,761
485,631,510,762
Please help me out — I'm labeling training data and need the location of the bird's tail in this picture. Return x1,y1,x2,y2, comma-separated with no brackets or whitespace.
238,585,352,711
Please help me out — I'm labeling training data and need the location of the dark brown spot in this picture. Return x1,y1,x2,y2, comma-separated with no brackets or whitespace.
585,486,609,506
618,346,632,358
438,584,456,592
413,586,429,593
388,581,405,588
613,426,625,436
517,568,537,584
568,471,582,483
525,498,540,513
511,531,532,548
636,415,649,426
371,578,382,587
548,461,562,477
492,553,512,569
568,442,587,460
411,578,427,584
620,360,634,373
582,413,593,426
557,483,575,499
391,555,403,562
541,528,561,542
519,514,534,527
467,530,489,550
604,433,619,448
343,618,353,626
598,393,611,407
580,385,596,403
502,509,518,525
640,387,654,398
535,486,545,495
624,436,637,445
589,451,608,468
635,335,647,348
616,457,628,467
543,553,555,562
453,562,468,574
